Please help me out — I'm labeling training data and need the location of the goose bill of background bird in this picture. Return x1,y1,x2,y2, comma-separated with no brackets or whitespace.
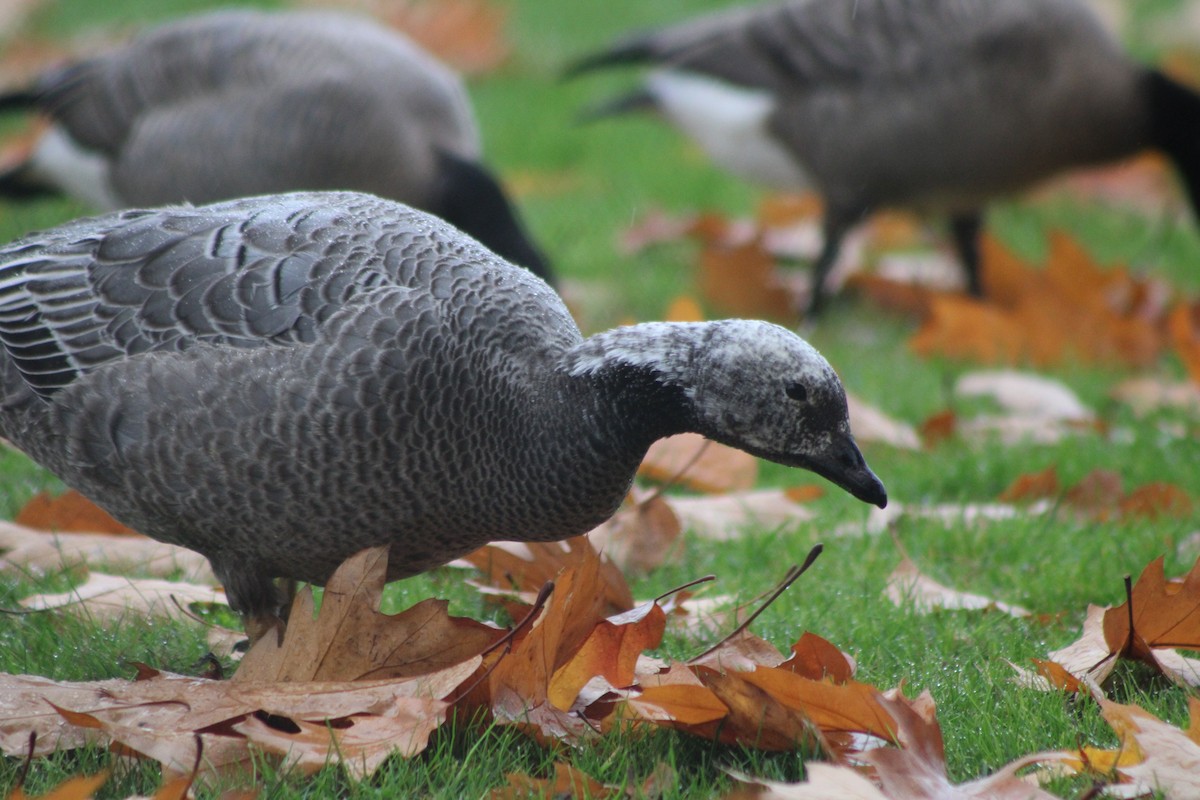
0,191,885,635
567,0,1200,315
0,8,552,282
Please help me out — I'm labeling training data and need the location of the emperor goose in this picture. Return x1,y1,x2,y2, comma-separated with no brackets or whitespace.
0,191,886,630
0,8,553,282
569,0,1200,314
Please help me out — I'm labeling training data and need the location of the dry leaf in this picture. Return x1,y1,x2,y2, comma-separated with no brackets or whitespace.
307,0,510,75
489,763,615,800
1039,558,1200,691
234,701,446,779
14,490,138,536
664,295,706,322
956,370,1092,421
669,488,817,541
0,521,214,582
997,466,1060,504
1168,301,1200,385
1110,376,1200,416
695,230,798,322
587,491,683,574
1089,699,1200,798
456,536,634,615
1101,556,1200,683
19,573,227,622
548,600,667,710
236,546,502,683
910,233,1167,369
846,394,920,450
487,544,617,743
639,432,758,493
885,556,1030,617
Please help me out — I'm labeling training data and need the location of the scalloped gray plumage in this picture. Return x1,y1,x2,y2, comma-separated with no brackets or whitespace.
568,0,1200,314
0,191,885,625
0,8,551,282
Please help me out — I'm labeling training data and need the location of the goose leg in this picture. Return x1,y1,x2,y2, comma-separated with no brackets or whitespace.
806,210,856,318
948,211,984,297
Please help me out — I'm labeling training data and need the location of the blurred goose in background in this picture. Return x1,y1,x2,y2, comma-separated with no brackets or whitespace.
568,0,1200,314
0,8,553,282
0,191,885,632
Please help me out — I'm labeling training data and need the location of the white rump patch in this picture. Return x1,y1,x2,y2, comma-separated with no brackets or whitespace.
647,70,808,189
28,126,122,210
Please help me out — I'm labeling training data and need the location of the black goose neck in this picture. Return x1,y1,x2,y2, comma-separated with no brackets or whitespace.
584,361,696,444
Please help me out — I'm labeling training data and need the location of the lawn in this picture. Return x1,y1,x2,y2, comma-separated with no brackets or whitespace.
2,0,1200,797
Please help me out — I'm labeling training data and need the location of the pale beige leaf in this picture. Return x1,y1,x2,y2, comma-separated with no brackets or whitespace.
1046,605,1118,687
234,697,447,778
639,432,758,493
19,572,227,622
730,763,887,799
847,394,920,450
875,251,965,291
0,521,214,582
956,370,1092,420
953,370,1095,445
1099,699,1200,798
1111,376,1200,417
669,489,815,541
586,491,682,574
0,674,118,756
885,557,1030,617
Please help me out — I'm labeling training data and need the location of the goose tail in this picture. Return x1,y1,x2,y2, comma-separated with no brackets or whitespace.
574,89,657,123
0,88,39,115
1147,69,1200,221
562,35,658,79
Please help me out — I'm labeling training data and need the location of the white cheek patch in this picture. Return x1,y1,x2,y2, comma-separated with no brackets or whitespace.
28,126,123,210
647,70,809,189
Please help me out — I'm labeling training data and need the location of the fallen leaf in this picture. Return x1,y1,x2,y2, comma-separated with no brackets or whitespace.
548,600,667,710
486,544,616,743
664,295,706,322
6,771,110,800
307,0,510,75
234,701,446,779
0,521,214,582
846,394,920,450
488,763,615,800
885,556,1030,617
587,491,683,574
14,490,138,536
668,488,817,541
1102,556,1200,681
956,370,1092,420
235,547,502,682
1168,301,1200,385
695,229,798,322
910,233,1168,370
1110,376,1200,416
456,536,634,615
639,432,758,493
997,466,1060,504
19,572,227,622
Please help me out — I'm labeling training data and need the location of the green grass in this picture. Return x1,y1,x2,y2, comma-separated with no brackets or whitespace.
3,0,1200,797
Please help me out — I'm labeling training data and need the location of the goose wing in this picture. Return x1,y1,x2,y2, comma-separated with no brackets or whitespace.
572,0,1095,93
0,191,518,399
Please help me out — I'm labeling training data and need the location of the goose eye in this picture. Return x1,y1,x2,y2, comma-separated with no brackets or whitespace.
785,382,808,402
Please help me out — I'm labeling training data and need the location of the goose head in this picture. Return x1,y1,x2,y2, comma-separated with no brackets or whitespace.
565,319,887,507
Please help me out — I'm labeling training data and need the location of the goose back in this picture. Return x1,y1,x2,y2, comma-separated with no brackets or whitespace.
28,10,478,208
